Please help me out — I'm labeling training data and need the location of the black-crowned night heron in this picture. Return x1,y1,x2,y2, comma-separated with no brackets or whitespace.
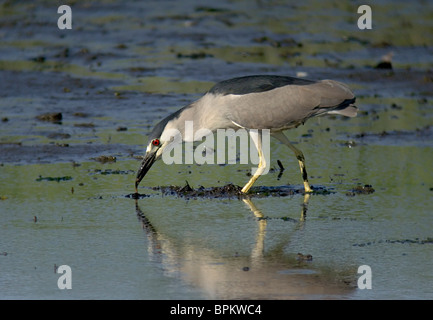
135,75,357,194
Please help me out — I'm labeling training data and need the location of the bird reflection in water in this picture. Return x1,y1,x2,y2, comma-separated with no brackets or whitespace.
134,194,355,300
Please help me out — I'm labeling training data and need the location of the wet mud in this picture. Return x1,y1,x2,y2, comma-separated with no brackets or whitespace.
128,182,339,199
346,184,375,196
35,175,72,182
353,237,433,247
352,125,432,147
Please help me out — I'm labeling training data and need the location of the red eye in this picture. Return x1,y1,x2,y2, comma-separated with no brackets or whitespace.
152,139,160,146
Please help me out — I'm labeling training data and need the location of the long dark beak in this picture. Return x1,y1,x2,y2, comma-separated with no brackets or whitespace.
135,151,157,193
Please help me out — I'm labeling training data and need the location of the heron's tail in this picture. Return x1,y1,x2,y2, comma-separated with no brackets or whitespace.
313,80,358,118
327,100,358,117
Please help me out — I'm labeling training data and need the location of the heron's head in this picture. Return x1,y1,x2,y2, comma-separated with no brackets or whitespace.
135,138,159,190
135,104,194,193
135,112,187,193
134,133,176,192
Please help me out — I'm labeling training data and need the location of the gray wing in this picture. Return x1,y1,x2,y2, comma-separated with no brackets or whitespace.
221,79,356,130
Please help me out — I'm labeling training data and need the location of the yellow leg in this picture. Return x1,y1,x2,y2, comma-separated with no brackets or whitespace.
242,198,266,262
241,131,267,193
300,193,310,221
271,132,313,193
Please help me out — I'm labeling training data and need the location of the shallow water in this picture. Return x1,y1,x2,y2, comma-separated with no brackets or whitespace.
1,0,432,300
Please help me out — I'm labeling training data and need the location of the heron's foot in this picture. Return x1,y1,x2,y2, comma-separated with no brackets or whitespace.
241,175,260,193
304,182,313,193
241,185,251,194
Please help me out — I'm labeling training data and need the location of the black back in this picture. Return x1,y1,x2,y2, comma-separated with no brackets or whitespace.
208,75,316,96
